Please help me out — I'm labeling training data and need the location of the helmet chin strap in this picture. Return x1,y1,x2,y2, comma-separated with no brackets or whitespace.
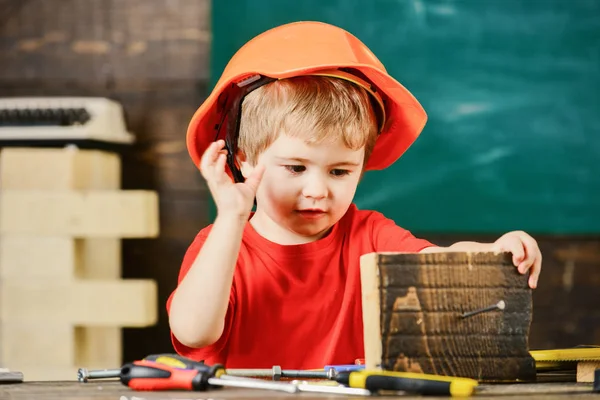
220,75,276,183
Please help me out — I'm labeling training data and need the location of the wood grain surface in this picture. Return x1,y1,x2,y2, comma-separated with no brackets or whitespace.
361,252,537,382
0,380,596,399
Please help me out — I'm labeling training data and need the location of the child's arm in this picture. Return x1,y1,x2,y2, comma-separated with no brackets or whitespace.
168,215,245,348
420,231,542,289
168,140,265,348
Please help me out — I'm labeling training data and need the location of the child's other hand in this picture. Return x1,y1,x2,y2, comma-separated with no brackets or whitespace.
491,231,542,289
199,140,265,219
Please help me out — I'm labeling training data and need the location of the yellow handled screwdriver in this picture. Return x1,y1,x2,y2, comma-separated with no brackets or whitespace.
334,370,478,397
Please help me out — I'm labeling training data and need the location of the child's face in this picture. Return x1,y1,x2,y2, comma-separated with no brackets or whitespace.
248,134,364,243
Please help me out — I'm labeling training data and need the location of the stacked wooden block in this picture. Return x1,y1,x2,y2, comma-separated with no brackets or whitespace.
0,147,159,381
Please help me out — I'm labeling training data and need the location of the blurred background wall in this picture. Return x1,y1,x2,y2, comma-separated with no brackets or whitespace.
0,0,599,364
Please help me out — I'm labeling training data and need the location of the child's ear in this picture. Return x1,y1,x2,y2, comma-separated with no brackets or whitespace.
237,150,253,179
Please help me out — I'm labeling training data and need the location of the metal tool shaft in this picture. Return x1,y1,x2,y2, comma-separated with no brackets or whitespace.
77,368,120,382
225,368,331,380
209,376,299,393
218,375,370,396
296,382,371,396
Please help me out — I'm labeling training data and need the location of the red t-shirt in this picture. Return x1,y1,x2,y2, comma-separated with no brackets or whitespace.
166,203,434,369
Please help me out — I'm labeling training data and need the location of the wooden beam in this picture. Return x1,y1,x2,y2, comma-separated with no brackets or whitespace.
0,236,75,279
0,147,120,190
360,253,383,372
0,191,159,237
76,238,121,279
360,251,537,382
1,322,74,367
1,280,157,326
74,327,121,369
74,238,122,367
0,234,121,281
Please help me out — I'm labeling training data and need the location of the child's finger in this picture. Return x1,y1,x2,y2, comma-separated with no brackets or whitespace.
244,164,266,194
199,141,226,177
511,245,525,269
528,248,542,289
518,234,539,273
500,236,525,266
199,141,218,170
214,153,228,182
211,141,228,168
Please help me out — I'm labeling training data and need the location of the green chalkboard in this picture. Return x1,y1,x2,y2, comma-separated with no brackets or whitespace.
211,0,600,234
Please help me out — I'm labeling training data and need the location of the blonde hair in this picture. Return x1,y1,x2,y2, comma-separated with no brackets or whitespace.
238,76,379,165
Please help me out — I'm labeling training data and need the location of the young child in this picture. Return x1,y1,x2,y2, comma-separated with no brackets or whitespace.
167,21,542,369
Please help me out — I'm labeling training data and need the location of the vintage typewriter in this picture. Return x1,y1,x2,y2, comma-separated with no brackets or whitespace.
0,97,134,150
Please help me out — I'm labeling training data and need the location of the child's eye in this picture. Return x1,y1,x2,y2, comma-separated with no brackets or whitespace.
330,169,350,177
284,165,305,174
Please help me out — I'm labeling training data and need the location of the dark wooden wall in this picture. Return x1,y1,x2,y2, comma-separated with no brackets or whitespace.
1,0,599,364
0,0,213,362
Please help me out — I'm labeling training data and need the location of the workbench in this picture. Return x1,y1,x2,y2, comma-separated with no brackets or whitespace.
0,381,596,399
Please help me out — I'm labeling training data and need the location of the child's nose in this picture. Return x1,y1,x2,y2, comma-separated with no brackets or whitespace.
301,175,328,199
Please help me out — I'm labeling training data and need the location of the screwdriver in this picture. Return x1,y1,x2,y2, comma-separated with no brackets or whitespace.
121,359,293,393
335,370,479,397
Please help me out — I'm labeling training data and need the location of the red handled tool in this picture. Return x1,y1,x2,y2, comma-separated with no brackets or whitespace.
120,359,224,391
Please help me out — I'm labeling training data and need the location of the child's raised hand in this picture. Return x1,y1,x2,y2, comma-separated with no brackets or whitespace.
199,140,265,219
491,231,542,289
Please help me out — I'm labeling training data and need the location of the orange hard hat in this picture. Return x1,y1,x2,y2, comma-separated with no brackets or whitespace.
186,21,427,179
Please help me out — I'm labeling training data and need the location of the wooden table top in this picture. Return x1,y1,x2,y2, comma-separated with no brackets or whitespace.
0,380,597,399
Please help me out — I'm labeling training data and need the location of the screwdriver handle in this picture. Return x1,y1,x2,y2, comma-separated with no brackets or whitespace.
120,360,223,391
363,374,453,396
341,370,478,397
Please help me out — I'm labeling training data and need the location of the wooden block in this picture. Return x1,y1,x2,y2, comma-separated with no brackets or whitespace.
577,361,600,383
360,251,537,382
0,190,159,238
75,327,121,369
1,280,157,326
1,322,74,367
0,236,75,279
73,239,121,367
0,237,120,279
0,147,120,190
75,238,121,279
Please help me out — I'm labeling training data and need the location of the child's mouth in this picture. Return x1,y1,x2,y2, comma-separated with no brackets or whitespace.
296,209,326,220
